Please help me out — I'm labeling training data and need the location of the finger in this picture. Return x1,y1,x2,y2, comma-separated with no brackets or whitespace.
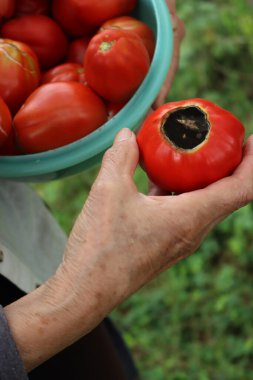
166,0,176,14
181,136,253,221
98,128,139,182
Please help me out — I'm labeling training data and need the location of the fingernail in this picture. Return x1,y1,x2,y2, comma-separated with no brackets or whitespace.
115,128,132,142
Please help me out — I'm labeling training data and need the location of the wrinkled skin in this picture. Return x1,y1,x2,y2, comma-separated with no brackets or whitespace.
5,130,253,371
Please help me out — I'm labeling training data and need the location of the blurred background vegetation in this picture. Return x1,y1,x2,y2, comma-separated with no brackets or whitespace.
35,0,253,378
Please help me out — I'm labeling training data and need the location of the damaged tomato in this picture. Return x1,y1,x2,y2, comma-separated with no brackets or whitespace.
137,98,245,193
0,39,40,114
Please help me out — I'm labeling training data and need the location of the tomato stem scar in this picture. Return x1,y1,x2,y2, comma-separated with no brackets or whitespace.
99,41,115,52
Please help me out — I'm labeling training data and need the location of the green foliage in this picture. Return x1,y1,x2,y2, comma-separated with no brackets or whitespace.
112,206,253,379
35,0,253,378
169,0,253,137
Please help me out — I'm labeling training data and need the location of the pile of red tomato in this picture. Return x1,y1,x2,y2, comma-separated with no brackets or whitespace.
0,0,155,155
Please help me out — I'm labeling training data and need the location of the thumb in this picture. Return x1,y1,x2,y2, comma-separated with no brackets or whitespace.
99,128,139,182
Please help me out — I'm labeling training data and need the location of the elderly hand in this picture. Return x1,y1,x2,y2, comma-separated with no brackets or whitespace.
61,129,253,297
5,129,253,372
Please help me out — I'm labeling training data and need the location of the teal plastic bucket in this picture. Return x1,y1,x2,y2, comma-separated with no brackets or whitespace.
0,0,173,182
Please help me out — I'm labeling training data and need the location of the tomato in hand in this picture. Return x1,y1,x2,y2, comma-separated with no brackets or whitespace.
0,39,40,114
1,15,69,69
100,16,156,59
0,96,12,147
52,0,96,38
66,37,91,65
70,0,137,27
14,82,108,153
14,0,50,17
137,99,245,193
84,29,150,103
0,0,15,20
42,63,86,85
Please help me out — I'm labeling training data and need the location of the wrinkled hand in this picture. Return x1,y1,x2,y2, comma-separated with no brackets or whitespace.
6,129,253,372
153,0,185,108
60,129,253,319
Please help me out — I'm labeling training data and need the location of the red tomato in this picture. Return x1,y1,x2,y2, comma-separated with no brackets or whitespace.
106,101,126,119
14,0,50,17
0,39,40,114
0,96,12,147
137,99,245,193
14,82,108,153
0,0,15,20
52,0,96,38
42,63,86,85
100,16,156,59
70,0,137,27
84,29,150,103
67,37,91,65
0,128,20,156
1,15,69,69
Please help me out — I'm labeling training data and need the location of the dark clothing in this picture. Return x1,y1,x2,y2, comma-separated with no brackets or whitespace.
0,275,139,380
0,306,28,380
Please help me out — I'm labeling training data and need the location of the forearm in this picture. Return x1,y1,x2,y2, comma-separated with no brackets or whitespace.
3,269,106,372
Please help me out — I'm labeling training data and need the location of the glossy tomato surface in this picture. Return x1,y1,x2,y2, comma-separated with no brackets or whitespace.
106,101,126,119
0,96,12,146
70,0,137,27
137,99,245,193
52,0,96,37
67,37,91,64
85,29,150,103
14,82,107,153
100,16,155,59
0,0,15,20
1,15,68,69
0,39,40,114
14,0,50,16
0,128,20,156
42,63,86,85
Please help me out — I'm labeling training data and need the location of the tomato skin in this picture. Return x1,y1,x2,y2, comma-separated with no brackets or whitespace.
106,101,126,119
99,16,155,59
0,96,12,147
14,82,108,153
42,63,87,85
14,0,50,17
0,0,15,20
66,37,91,65
84,29,150,103
1,15,69,69
52,0,96,38
70,0,137,27
137,99,245,193
0,39,40,115
0,128,20,156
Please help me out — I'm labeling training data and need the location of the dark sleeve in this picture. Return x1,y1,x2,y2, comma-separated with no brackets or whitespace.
0,305,28,380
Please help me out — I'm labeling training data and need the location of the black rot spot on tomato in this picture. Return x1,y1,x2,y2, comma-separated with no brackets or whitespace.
162,106,210,150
